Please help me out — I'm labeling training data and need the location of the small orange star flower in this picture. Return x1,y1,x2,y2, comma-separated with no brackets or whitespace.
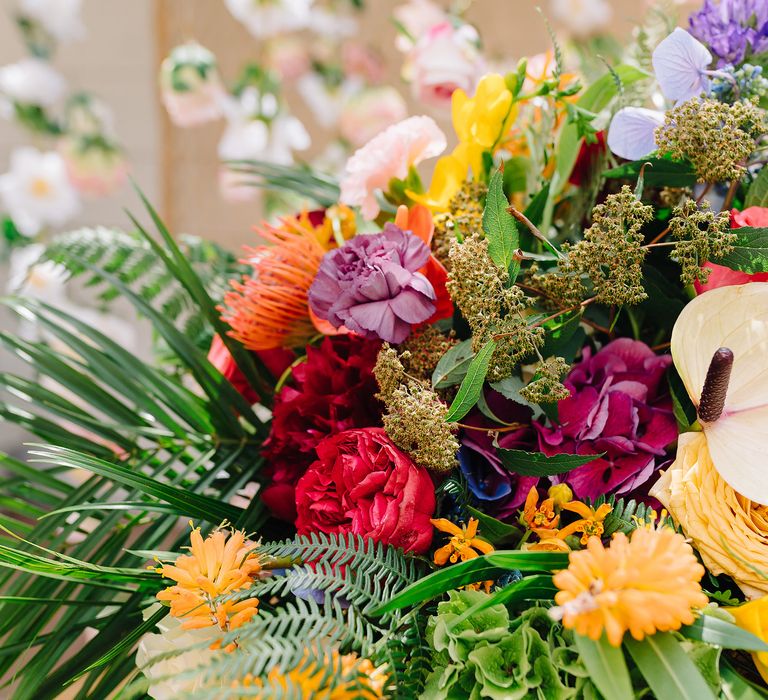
156,527,261,633
556,500,613,545
522,486,560,534
431,517,494,565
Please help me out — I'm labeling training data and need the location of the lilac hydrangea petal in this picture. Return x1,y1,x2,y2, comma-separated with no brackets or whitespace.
652,28,712,103
607,107,665,161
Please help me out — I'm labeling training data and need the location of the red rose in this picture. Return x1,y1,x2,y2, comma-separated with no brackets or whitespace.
695,206,768,293
207,334,294,405
294,428,435,554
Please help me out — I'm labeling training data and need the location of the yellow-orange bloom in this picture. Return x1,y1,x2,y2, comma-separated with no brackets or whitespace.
431,517,494,565
557,500,613,545
156,527,261,633
552,528,708,646
522,486,560,534
242,649,386,699
729,596,768,684
220,208,354,351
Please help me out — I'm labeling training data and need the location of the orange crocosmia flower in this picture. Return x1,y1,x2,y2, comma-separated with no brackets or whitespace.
556,500,612,545
552,528,708,647
220,213,336,352
156,527,261,633
431,517,494,565
522,486,560,534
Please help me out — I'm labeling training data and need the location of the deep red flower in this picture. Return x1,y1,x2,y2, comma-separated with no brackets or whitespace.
295,427,435,554
695,206,768,293
262,335,383,521
568,131,607,186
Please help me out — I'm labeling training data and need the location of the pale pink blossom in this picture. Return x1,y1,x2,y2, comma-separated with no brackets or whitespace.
341,41,386,83
340,87,408,148
266,36,311,80
405,21,485,107
393,0,447,52
340,115,446,220
59,137,128,196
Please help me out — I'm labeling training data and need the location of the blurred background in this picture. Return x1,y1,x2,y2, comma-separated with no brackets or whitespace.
0,0,695,456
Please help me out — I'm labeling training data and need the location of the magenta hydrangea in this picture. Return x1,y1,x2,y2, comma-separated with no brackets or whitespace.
535,338,678,500
308,224,436,344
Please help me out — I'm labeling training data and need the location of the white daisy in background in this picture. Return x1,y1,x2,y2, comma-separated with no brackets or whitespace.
6,243,68,300
0,58,66,109
0,147,80,237
18,0,85,43
224,0,314,39
549,0,613,37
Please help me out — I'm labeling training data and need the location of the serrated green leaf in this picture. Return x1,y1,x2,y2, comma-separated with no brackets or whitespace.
715,227,768,273
604,158,697,188
445,340,496,422
746,167,768,208
497,448,602,477
432,339,474,389
574,633,634,700
680,615,768,652
466,506,522,545
482,168,520,279
624,633,717,700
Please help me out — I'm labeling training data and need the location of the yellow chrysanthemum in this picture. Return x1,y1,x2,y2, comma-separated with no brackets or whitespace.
242,649,386,699
652,431,768,598
156,527,261,633
552,528,708,646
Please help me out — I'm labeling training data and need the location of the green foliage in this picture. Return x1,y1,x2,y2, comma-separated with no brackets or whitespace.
431,338,474,389
715,227,768,274
482,168,520,278
746,167,768,208
497,448,603,477
574,633,634,700
598,495,661,536
445,339,497,422
43,225,248,353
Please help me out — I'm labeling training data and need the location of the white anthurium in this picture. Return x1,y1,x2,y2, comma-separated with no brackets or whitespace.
0,58,66,108
606,107,666,161
0,147,81,237
670,283,768,504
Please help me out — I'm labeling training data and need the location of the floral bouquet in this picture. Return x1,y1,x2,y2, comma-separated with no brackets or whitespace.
4,1,768,698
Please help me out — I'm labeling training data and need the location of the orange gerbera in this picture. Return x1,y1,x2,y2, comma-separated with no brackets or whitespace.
220,207,354,351
431,517,494,565
552,528,708,646
556,500,613,545
156,527,261,633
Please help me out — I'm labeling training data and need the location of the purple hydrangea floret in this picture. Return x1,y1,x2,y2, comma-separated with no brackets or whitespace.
309,224,435,344
535,338,678,501
689,0,768,65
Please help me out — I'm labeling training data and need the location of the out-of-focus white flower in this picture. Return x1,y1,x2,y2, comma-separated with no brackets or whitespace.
266,36,311,80
58,137,128,196
550,0,612,37
296,73,360,130
225,0,313,39
340,86,408,147
6,243,68,300
160,42,226,128
308,6,358,38
0,148,80,237
393,0,447,52
0,58,66,108
136,611,221,700
65,94,117,138
404,21,485,107
19,0,85,43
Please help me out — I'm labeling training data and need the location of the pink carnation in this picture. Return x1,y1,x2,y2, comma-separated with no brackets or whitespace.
339,116,446,220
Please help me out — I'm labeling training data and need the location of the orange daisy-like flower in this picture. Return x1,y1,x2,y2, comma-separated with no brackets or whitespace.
557,500,613,545
522,486,560,535
156,527,261,633
431,517,494,565
242,649,386,699
220,207,355,351
552,528,708,646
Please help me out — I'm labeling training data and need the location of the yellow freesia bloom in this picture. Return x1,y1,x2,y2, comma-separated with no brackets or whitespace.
730,597,768,684
408,153,468,210
664,283,768,505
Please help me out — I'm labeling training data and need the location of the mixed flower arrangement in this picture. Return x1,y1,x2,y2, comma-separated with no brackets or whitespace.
5,1,768,698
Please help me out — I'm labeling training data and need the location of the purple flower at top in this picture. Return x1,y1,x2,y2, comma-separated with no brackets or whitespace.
690,0,768,66
534,338,678,501
308,224,435,344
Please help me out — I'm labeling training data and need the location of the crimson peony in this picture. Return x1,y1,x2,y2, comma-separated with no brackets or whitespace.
262,335,383,521
295,428,435,554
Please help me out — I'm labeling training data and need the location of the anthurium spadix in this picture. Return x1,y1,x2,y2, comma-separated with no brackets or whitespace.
671,283,768,504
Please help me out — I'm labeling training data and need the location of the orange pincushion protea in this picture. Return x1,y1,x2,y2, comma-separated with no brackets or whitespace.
552,527,708,646
156,527,261,633
220,209,354,351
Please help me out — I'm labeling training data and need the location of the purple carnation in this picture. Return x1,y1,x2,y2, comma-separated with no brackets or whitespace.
534,338,678,501
308,224,436,344
458,390,538,520
689,0,768,65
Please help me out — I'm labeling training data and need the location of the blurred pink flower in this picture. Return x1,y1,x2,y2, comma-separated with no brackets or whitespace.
339,115,446,220
266,36,311,80
340,87,408,148
393,0,447,52
405,21,485,107
59,138,127,196
341,41,386,83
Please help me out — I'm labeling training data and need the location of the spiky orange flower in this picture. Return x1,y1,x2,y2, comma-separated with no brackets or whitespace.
156,527,261,633
431,517,495,565
552,528,708,646
242,649,386,698
220,207,355,351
